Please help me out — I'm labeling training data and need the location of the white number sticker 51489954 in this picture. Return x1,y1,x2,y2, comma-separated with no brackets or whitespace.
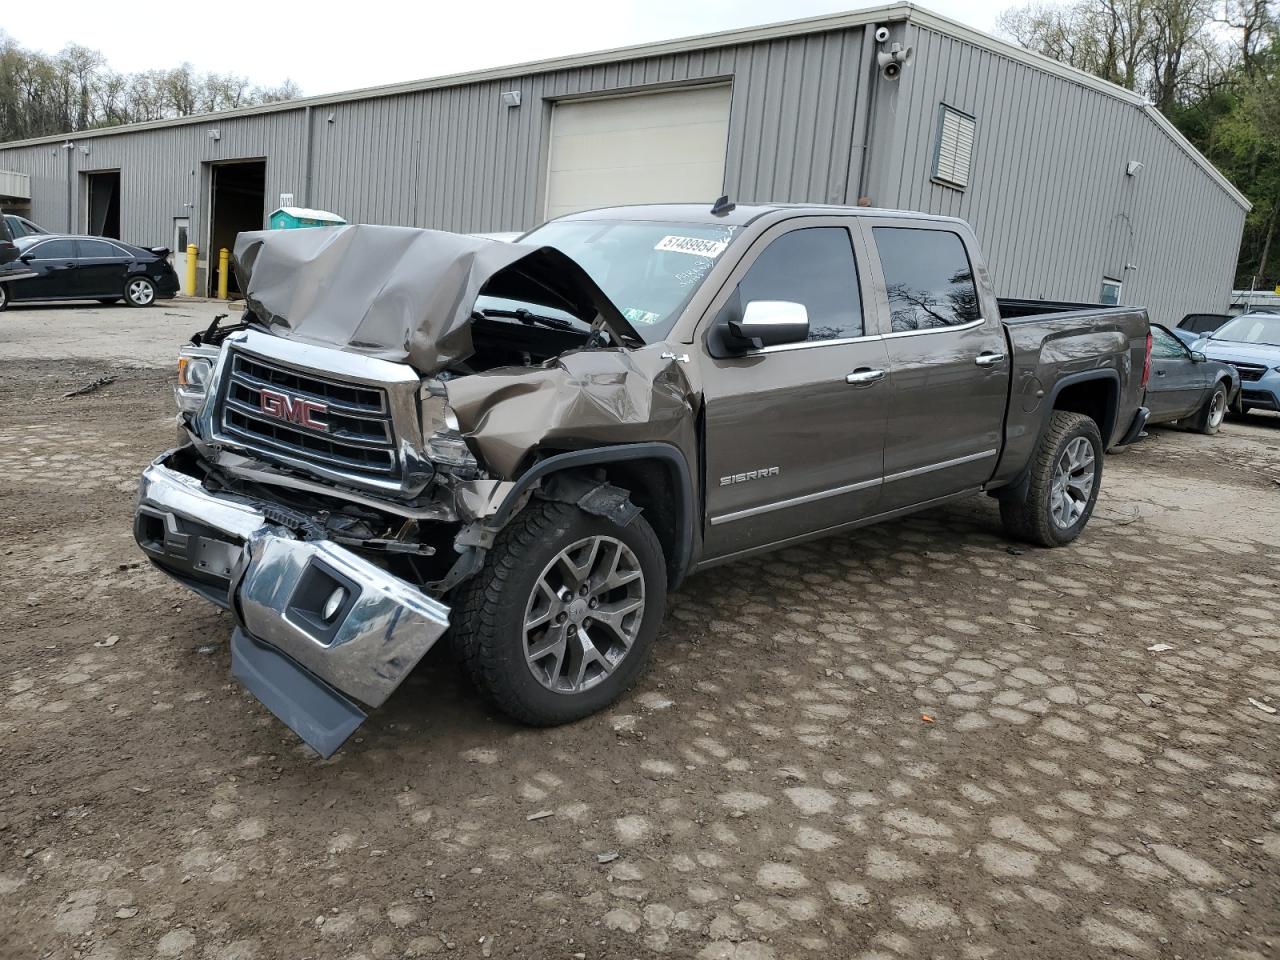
654,235,729,257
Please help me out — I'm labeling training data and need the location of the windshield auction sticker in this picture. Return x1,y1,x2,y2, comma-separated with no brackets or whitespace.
655,235,729,258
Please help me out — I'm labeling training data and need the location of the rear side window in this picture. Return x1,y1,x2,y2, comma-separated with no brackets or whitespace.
80,239,127,258
29,238,77,259
874,227,982,332
735,227,863,341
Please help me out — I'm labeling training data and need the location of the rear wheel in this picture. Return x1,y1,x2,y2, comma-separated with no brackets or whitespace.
452,498,667,726
1000,411,1103,547
1190,382,1228,435
124,277,156,307
0,283,7,311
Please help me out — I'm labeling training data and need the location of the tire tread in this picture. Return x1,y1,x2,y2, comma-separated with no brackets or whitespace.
451,499,663,726
1000,411,1101,547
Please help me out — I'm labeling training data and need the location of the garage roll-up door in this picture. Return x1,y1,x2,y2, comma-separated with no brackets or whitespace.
545,84,731,220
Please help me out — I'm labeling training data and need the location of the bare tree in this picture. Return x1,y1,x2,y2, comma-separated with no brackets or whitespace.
0,31,300,141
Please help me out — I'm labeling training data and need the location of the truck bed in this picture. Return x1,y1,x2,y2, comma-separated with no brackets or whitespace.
998,297,1116,321
989,302,1150,488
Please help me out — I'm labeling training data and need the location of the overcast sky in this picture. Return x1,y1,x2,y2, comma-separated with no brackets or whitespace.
6,0,1013,96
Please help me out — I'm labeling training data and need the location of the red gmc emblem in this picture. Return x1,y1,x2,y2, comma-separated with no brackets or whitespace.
259,387,328,431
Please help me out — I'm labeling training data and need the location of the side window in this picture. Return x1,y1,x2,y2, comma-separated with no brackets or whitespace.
733,227,863,342
1150,327,1186,359
874,227,982,332
29,239,78,260
80,238,126,259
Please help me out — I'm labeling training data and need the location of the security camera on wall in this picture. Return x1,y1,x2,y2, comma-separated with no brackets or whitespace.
877,42,914,80
874,26,891,42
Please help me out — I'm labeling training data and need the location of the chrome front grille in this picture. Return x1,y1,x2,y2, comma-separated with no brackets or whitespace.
218,349,400,480
1229,362,1267,383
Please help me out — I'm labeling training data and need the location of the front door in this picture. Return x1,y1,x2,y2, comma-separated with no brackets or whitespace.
1146,325,1206,420
865,222,1011,510
12,237,80,300
700,222,890,560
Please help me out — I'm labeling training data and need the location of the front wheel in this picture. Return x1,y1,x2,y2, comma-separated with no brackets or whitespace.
0,283,8,311
1190,382,1228,435
124,277,156,307
1000,411,1103,547
451,498,667,725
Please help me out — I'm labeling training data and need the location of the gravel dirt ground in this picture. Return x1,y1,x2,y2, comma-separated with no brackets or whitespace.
2,303,1278,960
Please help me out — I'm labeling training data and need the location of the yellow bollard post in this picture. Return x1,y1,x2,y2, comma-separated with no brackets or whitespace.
184,244,198,296
217,248,230,300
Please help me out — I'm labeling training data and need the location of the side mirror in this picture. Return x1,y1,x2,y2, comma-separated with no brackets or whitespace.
1190,351,1206,363
727,300,809,350
19,253,33,263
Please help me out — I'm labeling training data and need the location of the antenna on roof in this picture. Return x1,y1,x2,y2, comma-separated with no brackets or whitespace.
710,195,735,216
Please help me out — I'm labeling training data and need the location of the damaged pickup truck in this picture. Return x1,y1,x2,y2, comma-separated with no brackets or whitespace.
134,203,1152,756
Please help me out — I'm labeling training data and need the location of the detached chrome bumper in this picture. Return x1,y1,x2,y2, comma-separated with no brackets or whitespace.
134,453,451,757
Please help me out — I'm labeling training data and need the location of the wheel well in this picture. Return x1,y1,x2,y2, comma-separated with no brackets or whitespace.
596,459,680,578
505,446,693,588
1053,378,1117,441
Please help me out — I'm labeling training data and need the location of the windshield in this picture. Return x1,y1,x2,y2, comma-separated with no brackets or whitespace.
516,219,740,341
1210,313,1280,347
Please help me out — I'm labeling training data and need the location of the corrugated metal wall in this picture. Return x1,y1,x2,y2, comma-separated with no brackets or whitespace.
0,30,866,255
874,23,1247,326
0,14,1245,322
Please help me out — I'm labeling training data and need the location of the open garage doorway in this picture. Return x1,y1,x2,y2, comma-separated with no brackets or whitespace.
207,160,266,296
85,170,121,238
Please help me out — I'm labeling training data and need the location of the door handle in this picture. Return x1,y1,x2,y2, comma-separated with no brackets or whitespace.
846,368,886,384
1156,369,1167,376
975,352,1006,366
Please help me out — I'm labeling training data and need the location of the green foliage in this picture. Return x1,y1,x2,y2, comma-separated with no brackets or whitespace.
0,32,299,143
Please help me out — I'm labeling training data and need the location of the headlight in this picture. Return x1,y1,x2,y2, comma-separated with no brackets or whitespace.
175,345,219,414
421,384,479,473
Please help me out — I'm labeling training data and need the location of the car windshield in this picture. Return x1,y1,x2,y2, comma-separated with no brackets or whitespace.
516,219,740,341
1210,313,1280,347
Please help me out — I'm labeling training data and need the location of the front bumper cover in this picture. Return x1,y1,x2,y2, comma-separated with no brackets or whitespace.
134,453,451,757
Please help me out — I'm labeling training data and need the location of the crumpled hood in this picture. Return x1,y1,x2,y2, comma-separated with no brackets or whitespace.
233,224,641,373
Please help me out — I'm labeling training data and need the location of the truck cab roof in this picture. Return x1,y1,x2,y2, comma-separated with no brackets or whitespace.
553,202,968,229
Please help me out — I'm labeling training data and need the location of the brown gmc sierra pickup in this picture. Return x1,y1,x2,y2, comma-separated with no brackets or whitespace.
134,202,1151,755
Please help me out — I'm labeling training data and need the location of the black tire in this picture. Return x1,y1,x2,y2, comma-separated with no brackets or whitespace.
1000,411,1103,547
451,498,667,726
1190,381,1228,435
0,283,8,311
124,277,156,307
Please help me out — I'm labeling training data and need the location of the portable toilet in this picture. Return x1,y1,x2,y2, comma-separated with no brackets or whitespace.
269,206,347,230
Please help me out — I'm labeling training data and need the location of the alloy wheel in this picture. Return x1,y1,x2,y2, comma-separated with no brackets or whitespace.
523,535,646,694
1050,436,1095,529
1208,389,1226,428
127,279,155,305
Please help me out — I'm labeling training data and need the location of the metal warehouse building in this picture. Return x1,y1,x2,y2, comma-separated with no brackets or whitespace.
0,2,1248,323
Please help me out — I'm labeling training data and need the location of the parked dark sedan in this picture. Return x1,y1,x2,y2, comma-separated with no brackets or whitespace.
0,234,180,310
1144,323,1240,434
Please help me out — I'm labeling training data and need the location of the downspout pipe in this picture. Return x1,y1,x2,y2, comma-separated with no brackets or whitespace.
845,26,880,204
302,105,314,208
63,141,75,232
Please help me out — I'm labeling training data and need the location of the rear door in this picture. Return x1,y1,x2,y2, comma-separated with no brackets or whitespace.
1146,324,1206,420
864,220,1011,511
13,238,80,300
699,218,890,559
75,238,132,298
